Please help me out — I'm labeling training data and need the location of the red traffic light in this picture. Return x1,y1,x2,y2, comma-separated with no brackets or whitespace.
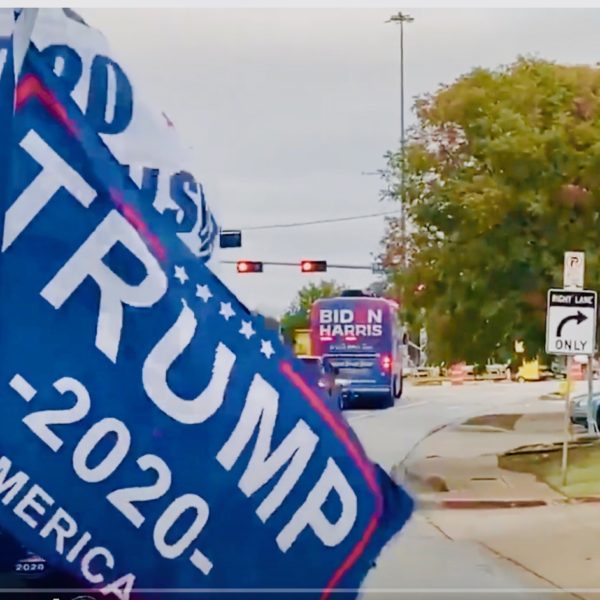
236,261,263,273
300,260,327,273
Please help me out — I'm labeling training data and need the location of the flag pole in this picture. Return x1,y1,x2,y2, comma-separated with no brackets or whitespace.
12,8,38,79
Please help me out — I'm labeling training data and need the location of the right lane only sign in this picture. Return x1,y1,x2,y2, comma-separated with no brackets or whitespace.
546,289,598,355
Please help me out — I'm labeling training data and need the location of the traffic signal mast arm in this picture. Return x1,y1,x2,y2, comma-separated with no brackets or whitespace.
224,260,376,271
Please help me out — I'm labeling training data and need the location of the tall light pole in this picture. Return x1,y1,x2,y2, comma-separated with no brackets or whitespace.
386,11,413,269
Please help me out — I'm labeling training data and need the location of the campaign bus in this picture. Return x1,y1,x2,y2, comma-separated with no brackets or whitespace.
309,291,406,409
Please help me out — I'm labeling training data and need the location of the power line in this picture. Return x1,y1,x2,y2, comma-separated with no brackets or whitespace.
240,209,403,231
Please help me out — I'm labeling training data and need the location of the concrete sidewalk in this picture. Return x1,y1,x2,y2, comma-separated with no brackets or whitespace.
398,407,573,508
392,400,600,599
361,514,569,599
428,503,600,599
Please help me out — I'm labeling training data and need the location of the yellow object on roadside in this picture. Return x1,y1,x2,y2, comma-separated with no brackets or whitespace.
517,359,539,381
292,329,311,355
516,357,552,382
559,379,573,398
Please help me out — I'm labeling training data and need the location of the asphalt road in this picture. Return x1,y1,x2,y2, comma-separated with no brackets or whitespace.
347,380,570,600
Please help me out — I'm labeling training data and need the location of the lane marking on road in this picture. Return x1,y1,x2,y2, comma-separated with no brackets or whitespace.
397,400,429,410
346,400,430,422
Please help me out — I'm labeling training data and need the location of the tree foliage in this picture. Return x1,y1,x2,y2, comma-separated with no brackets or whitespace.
381,57,600,364
280,280,346,336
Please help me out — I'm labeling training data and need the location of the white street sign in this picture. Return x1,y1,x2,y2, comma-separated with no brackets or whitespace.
564,251,585,289
546,289,597,355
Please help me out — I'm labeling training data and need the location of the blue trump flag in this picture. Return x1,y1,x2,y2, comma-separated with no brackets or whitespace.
0,13,413,600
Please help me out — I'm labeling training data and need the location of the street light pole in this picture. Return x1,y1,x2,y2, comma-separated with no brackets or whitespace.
387,11,413,269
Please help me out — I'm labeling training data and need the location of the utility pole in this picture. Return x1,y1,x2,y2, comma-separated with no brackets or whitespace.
386,11,413,268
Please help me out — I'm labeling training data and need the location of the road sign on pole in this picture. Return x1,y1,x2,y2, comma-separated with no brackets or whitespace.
545,289,597,356
564,251,585,289
546,286,598,484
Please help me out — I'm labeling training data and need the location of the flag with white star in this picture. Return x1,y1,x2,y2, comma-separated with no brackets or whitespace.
0,9,413,600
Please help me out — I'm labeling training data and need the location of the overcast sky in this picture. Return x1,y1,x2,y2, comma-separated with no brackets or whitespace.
80,7,600,317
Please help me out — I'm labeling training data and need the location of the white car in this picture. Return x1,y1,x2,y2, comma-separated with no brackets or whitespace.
570,391,600,427
296,355,340,404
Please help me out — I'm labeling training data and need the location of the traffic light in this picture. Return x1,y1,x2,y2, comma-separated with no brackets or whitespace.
236,260,263,273
300,260,327,273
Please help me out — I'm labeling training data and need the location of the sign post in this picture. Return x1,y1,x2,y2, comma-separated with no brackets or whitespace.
562,355,573,485
562,252,598,436
546,251,597,483
546,289,597,484
588,352,597,435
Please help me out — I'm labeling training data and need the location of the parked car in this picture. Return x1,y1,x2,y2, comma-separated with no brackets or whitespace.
297,355,341,409
570,391,600,427
485,363,510,378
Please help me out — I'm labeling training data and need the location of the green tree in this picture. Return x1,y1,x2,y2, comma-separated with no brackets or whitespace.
382,57,600,364
263,315,280,332
252,312,280,333
280,280,346,339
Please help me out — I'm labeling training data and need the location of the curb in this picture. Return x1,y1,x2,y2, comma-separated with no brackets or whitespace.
408,378,515,386
395,409,600,511
539,393,564,401
418,497,548,510
392,422,456,481
417,494,600,510
568,495,600,504
405,459,600,510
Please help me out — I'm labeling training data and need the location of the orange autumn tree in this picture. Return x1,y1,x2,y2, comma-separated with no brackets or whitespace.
382,57,600,363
